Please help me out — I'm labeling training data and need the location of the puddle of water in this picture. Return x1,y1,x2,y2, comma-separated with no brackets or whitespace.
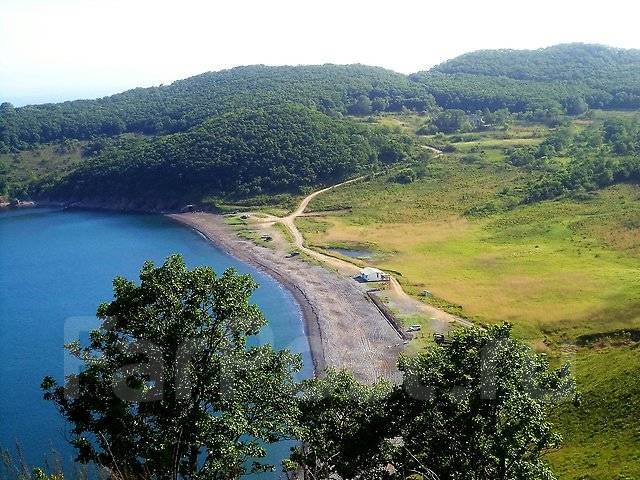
327,247,374,259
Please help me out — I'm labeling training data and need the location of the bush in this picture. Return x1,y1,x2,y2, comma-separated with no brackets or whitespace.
391,168,417,184
461,153,484,164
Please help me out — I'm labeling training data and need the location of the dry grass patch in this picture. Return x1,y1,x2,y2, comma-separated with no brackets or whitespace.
301,192,640,342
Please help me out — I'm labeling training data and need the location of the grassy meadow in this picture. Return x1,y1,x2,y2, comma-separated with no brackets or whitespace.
548,345,640,480
300,114,640,478
304,163,640,341
0,141,85,187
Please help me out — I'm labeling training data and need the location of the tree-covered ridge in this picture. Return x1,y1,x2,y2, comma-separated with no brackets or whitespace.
0,64,435,151
5,43,640,154
40,104,412,205
414,44,640,112
411,72,602,113
433,43,640,82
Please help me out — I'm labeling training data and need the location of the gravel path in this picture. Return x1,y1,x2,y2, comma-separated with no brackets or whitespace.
168,213,404,384
273,176,473,332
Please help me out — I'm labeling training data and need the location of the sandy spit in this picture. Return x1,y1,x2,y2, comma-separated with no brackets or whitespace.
168,212,403,384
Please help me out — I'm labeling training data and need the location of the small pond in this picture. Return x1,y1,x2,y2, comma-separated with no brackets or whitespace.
327,247,374,259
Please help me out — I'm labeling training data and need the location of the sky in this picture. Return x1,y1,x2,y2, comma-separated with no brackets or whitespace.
2,0,640,106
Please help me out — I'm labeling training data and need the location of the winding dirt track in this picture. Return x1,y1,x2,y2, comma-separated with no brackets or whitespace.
279,177,365,274
422,144,444,156
273,178,475,330
170,210,405,384
171,171,473,382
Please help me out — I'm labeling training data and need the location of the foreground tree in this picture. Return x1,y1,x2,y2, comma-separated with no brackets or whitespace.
39,256,576,480
285,369,397,479
396,323,577,480
42,255,301,480
28,469,63,480
286,325,574,480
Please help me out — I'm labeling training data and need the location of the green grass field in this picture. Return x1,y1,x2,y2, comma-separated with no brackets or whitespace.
305,168,640,340
301,114,640,479
548,345,640,480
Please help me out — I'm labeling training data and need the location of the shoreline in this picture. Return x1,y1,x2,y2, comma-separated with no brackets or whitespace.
3,203,403,382
166,214,328,377
2,203,325,373
168,212,403,383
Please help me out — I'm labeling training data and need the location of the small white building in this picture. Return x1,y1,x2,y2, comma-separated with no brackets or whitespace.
359,267,390,282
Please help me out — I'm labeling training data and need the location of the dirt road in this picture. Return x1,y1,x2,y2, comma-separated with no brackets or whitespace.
169,212,404,384
274,179,474,331
279,177,365,274
422,144,444,156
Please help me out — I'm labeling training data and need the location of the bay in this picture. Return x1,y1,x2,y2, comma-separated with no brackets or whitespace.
0,208,312,478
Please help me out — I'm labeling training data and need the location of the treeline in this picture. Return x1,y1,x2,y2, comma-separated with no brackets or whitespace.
417,108,512,134
414,44,640,113
433,43,640,83
507,118,640,202
5,44,640,154
0,157,8,198
412,72,596,115
34,256,576,480
37,104,412,205
0,65,435,151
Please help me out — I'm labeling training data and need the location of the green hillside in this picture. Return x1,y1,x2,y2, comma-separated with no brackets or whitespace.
296,111,640,478
548,346,640,479
0,64,435,151
413,44,640,113
433,44,640,82
36,104,411,207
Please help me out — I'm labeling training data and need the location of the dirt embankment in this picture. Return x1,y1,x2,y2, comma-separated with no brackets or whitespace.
169,212,404,384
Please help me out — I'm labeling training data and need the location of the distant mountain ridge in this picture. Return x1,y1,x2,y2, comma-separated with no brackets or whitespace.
2,43,640,152
412,43,640,113
431,43,640,82
0,64,435,150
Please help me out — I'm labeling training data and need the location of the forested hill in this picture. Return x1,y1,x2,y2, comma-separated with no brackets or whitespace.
37,104,412,208
413,44,640,112
0,64,434,151
4,43,640,204
3,44,640,153
432,43,640,82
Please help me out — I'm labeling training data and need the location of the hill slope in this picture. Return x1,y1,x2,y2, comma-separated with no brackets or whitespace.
291,112,640,478
38,104,412,208
433,43,640,82
413,44,640,112
0,65,434,151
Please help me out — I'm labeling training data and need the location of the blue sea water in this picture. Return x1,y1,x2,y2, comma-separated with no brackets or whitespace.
0,208,312,478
